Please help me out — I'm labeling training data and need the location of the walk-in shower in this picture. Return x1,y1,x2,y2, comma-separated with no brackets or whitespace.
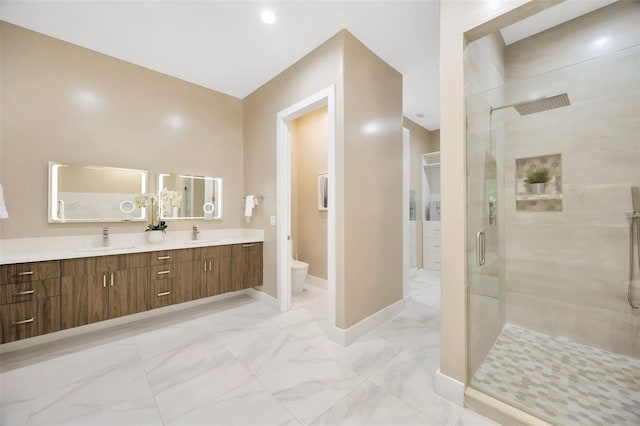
466,43,640,425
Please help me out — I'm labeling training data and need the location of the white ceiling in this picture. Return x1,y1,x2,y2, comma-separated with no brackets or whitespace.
0,0,442,130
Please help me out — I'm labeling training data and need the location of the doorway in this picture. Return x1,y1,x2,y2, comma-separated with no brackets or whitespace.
276,86,337,328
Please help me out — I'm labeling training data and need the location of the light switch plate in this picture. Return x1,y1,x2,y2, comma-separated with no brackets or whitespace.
270,216,276,226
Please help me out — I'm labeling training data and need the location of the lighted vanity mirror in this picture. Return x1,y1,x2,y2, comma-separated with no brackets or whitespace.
48,162,148,223
158,173,223,220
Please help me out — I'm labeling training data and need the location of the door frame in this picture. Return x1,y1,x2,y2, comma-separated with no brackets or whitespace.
276,86,336,327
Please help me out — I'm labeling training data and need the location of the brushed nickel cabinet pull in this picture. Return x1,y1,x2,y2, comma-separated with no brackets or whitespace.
17,271,34,276
12,317,34,325
157,291,171,297
157,270,171,275
14,290,35,296
204,261,207,272
157,256,171,260
242,244,256,248
209,260,212,271
103,274,107,288
110,273,114,287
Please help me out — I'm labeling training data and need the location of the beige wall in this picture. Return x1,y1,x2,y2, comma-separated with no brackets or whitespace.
0,22,244,239
242,31,345,305
403,117,438,268
500,1,640,357
244,30,403,329
342,34,403,327
291,107,328,280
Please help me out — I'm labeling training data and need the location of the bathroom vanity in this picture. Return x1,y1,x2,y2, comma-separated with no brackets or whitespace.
0,240,263,344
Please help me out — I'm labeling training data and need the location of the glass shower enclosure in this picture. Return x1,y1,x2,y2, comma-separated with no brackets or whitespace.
466,46,640,424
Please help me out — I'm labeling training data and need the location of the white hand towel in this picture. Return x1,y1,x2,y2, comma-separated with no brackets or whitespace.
245,195,255,217
0,184,8,219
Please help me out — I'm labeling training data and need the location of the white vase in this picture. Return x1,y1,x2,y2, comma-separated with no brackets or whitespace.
529,183,546,195
146,230,165,244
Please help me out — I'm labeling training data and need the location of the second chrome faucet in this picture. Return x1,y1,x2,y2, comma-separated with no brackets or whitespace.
192,225,199,241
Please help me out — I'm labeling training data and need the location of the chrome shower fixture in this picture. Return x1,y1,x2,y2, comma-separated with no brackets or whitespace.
491,93,571,116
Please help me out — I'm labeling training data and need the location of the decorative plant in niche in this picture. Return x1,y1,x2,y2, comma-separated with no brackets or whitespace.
135,189,181,233
525,168,551,184
524,168,551,195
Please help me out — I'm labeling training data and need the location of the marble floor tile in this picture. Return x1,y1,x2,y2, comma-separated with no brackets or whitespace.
309,380,433,426
305,333,404,378
256,348,366,425
168,379,300,426
147,345,253,423
369,346,461,424
226,327,313,376
25,341,163,425
0,271,465,426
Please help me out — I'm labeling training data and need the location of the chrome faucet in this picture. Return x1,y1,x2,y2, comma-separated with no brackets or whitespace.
192,225,199,241
102,227,109,247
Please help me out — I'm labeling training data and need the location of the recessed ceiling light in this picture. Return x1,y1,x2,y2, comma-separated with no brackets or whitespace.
261,10,276,24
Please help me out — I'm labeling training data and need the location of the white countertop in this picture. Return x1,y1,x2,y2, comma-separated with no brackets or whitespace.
0,228,264,265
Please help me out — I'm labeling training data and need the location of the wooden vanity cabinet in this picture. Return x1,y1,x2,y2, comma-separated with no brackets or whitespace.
0,260,61,343
60,253,149,329
2,241,263,344
231,243,263,291
149,250,175,309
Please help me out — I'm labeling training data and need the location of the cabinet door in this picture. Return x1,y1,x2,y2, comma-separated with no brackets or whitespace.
61,274,108,329
109,268,148,319
212,257,233,295
175,261,202,304
0,297,61,343
242,243,263,289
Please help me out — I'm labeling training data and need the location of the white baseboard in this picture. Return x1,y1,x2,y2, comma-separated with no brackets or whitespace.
305,274,327,289
326,297,407,346
0,290,250,354
245,287,280,310
435,368,465,406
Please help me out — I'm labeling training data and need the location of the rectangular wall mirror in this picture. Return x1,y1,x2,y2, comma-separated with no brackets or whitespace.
49,162,147,223
158,173,223,220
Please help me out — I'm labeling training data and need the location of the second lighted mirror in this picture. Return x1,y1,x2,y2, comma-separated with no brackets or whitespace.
158,173,223,220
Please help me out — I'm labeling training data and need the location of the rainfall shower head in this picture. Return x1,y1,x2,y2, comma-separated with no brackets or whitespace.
491,93,571,116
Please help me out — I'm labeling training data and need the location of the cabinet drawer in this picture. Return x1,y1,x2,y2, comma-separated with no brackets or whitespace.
423,221,441,239
150,279,174,310
150,250,175,266
150,265,174,279
175,248,198,263
4,261,60,284
62,256,117,277
3,279,60,305
199,245,232,260
0,296,61,343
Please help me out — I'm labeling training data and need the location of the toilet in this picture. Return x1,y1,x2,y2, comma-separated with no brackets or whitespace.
291,259,309,295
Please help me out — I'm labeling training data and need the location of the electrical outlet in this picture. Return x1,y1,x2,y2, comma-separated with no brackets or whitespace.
270,216,276,226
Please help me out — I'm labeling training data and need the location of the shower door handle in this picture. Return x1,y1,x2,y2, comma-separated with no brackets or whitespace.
476,230,486,266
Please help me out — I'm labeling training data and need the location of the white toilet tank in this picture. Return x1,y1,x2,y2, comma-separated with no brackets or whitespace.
291,259,309,295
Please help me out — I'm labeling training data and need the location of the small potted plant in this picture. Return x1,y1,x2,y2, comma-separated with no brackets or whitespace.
524,168,551,195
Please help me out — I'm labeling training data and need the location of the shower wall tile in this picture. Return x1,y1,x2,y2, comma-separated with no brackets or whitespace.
506,292,640,359
505,1,640,81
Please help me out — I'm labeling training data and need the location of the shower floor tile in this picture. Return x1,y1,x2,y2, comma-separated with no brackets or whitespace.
471,324,640,425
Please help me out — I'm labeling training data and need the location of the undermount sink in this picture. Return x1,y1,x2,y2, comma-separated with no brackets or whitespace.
182,240,220,245
74,245,136,253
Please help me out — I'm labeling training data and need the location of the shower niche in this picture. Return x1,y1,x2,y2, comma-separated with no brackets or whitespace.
515,153,563,212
